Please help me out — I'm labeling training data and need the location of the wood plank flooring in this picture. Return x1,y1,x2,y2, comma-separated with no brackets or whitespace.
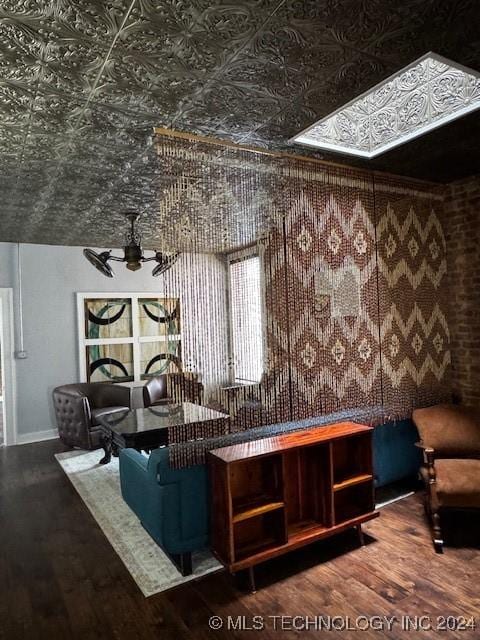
0,439,479,640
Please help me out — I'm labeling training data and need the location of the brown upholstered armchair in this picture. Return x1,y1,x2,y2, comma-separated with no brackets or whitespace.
143,373,203,408
53,383,132,450
412,404,480,553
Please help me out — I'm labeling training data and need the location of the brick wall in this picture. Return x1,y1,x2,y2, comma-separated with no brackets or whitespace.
443,175,480,407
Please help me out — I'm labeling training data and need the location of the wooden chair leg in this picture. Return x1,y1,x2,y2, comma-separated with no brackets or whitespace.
432,510,444,553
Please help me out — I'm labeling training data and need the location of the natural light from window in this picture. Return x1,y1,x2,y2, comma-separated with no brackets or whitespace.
229,255,263,384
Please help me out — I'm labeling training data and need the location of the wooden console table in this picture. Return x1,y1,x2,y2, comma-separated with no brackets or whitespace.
208,422,378,591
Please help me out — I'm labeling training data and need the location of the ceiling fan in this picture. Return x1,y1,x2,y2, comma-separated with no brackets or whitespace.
83,212,179,278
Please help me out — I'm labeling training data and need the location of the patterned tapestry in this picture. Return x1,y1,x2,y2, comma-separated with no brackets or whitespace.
155,131,452,466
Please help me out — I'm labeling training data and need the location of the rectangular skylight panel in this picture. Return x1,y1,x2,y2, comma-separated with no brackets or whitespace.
291,53,480,158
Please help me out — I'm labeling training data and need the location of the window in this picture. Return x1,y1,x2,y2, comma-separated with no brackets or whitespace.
77,294,181,383
229,255,264,384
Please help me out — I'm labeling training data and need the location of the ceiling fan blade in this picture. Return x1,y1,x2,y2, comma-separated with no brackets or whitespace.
152,252,179,277
83,248,115,278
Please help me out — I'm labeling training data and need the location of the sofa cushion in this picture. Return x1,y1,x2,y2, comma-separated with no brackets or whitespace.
413,404,480,456
433,458,480,508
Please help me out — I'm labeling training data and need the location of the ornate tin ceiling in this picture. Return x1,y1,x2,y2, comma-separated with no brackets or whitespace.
0,0,479,250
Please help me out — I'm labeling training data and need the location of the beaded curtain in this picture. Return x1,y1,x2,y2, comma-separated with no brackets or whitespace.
374,174,451,418
154,132,451,467
281,161,381,420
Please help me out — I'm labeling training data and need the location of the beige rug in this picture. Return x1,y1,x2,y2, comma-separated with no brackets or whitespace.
55,450,221,597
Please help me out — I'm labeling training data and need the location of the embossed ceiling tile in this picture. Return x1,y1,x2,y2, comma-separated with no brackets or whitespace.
302,55,394,122
0,25,45,82
295,53,480,158
219,53,311,105
53,0,139,41
397,89,428,134
80,103,156,136
239,3,353,85
173,98,228,137
233,131,272,149
295,0,433,61
192,81,292,138
0,83,35,124
429,67,469,118
19,134,63,161
87,86,182,126
0,0,52,11
0,1,143,99
0,35,95,105
260,0,419,100
254,99,327,147
355,0,480,68
37,45,113,96
0,130,26,155
31,91,85,122
106,0,255,86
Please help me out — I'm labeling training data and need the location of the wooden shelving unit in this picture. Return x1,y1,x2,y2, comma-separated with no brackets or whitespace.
208,422,378,590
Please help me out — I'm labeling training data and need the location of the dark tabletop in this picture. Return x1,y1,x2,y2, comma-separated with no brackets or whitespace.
99,402,229,435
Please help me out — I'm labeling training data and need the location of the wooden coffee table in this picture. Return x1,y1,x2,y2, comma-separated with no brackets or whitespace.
97,402,229,464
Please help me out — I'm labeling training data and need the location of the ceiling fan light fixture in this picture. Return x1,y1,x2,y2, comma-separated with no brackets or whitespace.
83,213,179,277
124,243,143,271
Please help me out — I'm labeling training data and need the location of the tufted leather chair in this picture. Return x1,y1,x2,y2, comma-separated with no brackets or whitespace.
53,383,132,450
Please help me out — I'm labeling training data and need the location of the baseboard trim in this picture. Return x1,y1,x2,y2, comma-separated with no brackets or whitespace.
15,428,59,445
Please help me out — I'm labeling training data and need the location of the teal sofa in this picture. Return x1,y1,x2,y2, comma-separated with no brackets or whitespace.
119,446,207,575
119,415,421,575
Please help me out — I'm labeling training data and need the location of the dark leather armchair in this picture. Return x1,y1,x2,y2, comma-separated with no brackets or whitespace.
53,383,132,450
143,373,203,408
413,403,480,553
143,375,171,407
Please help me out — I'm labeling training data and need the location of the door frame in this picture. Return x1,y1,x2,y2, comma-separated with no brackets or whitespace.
0,288,17,445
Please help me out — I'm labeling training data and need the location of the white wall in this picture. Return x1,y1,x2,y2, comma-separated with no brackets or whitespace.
0,242,229,440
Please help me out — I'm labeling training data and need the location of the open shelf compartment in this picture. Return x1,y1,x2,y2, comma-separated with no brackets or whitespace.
230,453,284,522
233,509,287,562
334,482,374,525
332,433,372,489
284,443,333,536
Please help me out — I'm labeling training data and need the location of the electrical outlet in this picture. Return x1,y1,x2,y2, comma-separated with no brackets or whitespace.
15,350,28,359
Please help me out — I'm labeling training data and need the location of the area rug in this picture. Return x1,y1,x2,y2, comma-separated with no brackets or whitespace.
55,450,222,597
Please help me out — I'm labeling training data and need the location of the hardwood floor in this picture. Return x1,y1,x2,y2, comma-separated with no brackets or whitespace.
1,439,479,640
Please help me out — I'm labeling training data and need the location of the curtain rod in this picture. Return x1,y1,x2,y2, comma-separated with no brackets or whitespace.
153,126,446,189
